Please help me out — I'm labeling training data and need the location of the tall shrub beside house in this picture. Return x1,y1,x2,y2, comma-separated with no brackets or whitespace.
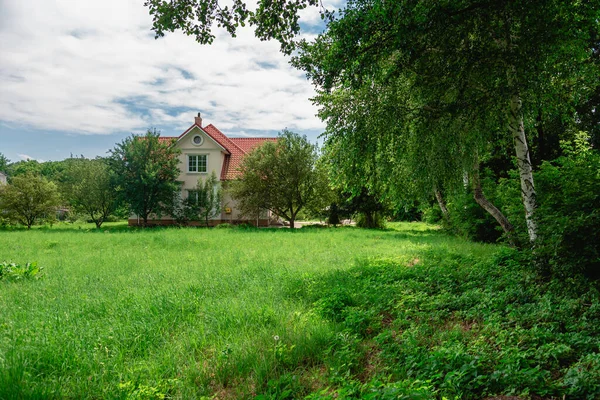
173,172,222,226
108,129,181,226
0,173,61,229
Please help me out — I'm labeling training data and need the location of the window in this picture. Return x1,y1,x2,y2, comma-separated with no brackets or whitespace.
192,135,203,146
187,190,199,204
188,155,207,173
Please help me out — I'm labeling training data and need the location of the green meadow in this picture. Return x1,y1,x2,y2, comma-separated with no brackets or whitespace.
1,223,599,399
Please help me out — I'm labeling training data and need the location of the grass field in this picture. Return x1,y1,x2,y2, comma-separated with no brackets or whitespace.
1,223,599,399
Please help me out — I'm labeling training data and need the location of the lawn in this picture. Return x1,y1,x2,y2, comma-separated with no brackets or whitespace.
1,223,598,399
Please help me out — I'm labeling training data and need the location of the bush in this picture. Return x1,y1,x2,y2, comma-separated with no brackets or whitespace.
421,203,443,225
355,212,386,229
0,261,44,281
444,186,502,243
533,143,600,279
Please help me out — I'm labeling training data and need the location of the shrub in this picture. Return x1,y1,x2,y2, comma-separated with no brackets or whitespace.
0,261,44,281
444,186,502,243
421,203,443,225
355,212,386,229
533,141,600,279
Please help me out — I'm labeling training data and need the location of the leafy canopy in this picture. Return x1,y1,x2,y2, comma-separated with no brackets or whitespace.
61,158,120,228
231,130,327,228
108,129,181,225
0,173,61,229
174,172,222,226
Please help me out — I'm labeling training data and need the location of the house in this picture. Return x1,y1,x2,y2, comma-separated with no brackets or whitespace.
128,113,277,226
0,172,7,185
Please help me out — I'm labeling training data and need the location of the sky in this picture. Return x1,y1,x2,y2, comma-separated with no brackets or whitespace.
0,0,339,164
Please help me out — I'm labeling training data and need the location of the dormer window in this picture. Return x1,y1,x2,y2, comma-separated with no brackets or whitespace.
192,134,204,146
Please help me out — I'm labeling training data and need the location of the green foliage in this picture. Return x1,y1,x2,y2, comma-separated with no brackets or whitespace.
107,129,181,226
61,158,120,228
444,187,503,243
144,0,320,54
2,223,599,398
0,153,8,172
231,130,328,228
293,0,600,246
0,261,43,281
173,172,222,226
355,212,386,229
0,173,61,228
296,247,600,398
420,203,443,225
533,142,600,279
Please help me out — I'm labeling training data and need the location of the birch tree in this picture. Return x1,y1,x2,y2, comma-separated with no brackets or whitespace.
145,0,600,243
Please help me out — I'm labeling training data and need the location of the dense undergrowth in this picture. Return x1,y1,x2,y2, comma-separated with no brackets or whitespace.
277,249,600,399
0,223,598,399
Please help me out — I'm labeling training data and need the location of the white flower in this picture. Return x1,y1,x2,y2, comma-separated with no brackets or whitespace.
273,335,280,341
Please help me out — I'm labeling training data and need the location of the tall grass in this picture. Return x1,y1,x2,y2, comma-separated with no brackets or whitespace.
4,223,597,399
0,223,494,398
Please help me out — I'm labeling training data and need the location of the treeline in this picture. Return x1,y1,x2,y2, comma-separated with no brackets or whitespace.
0,131,218,229
0,155,124,228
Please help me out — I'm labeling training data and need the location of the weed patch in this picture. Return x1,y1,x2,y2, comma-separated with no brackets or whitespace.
0,261,43,281
282,247,600,398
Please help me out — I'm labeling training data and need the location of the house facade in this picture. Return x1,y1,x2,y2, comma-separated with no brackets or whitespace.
128,113,277,226
0,172,7,185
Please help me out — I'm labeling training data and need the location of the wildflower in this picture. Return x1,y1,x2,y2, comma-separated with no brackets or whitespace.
273,335,280,341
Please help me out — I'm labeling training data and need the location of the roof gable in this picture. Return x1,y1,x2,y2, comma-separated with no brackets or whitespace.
177,124,230,153
161,118,277,180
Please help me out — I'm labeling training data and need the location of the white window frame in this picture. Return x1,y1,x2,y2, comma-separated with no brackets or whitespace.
192,134,204,146
188,154,208,173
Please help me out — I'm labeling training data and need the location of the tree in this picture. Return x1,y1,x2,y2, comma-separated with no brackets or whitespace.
62,158,120,228
231,130,325,228
107,129,181,226
294,0,599,244
144,0,321,54
0,173,61,229
0,153,9,172
145,0,600,245
178,172,222,226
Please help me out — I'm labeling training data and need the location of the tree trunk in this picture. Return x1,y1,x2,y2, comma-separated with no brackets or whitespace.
434,189,449,217
508,90,538,243
289,218,295,229
471,170,515,245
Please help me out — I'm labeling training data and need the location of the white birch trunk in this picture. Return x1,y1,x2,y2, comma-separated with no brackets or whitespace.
434,189,449,216
508,90,538,243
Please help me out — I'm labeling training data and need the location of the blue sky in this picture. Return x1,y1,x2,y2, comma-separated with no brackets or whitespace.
0,0,340,163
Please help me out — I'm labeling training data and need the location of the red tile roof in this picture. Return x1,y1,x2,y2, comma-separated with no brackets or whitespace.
229,137,278,153
165,122,277,180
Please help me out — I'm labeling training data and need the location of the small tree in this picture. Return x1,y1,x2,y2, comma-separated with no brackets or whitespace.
183,172,222,226
231,130,326,228
108,129,181,226
0,153,9,172
0,173,61,229
62,158,120,228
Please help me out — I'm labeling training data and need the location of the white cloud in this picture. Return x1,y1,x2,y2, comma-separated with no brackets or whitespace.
17,153,41,162
0,0,326,137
